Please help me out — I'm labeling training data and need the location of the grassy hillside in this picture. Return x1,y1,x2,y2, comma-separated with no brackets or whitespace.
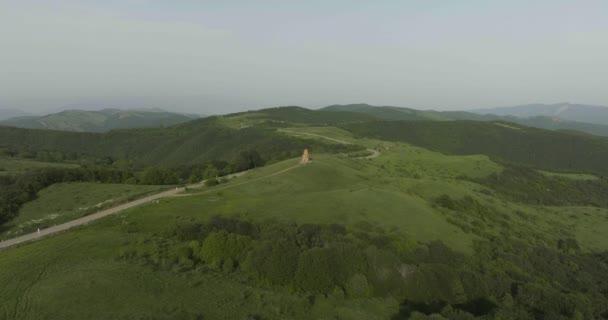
0,182,164,240
3,109,608,319
0,157,78,176
0,109,198,132
342,120,608,176
0,115,362,167
2,128,608,318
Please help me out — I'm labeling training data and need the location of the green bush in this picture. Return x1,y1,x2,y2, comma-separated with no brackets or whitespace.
197,230,252,267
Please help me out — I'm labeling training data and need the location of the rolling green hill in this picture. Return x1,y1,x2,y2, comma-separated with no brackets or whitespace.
342,120,608,176
324,103,608,137
3,106,608,319
0,114,362,167
0,109,200,132
2,133,608,319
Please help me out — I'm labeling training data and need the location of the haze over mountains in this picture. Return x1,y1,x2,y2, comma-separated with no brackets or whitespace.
3,102,608,137
323,103,608,137
472,103,608,125
0,109,200,132
0,109,31,121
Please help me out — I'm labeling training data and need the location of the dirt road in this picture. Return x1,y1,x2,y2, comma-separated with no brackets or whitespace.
0,187,183,250
0,168,290,251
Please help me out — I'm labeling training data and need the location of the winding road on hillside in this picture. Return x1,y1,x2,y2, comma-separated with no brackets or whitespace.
0,171,253,251
1,130,379,251
279,130,381,159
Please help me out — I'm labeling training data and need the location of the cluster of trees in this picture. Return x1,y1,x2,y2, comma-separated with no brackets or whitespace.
117,216,608,319
475,165,608,207
429,194,608,319
341,120,608,176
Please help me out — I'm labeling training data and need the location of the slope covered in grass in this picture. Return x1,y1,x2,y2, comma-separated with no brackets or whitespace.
2,135,607,319
0,182,164,240
342,120,608,175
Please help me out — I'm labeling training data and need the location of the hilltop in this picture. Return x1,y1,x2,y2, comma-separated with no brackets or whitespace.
0,108,200,132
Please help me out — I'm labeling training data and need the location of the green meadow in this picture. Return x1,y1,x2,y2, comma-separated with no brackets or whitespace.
0,157,78,176
0,182,164,240
1,122,608,319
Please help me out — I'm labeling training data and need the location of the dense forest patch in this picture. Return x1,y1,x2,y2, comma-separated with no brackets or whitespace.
117,216,608,319
475,165,608,207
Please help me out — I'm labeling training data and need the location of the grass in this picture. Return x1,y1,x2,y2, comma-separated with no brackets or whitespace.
0,157,78,175
0,182,165,240
0,223,397,320
2,126,608,319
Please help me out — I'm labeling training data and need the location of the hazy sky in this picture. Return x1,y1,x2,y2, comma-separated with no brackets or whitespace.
1,0,608,114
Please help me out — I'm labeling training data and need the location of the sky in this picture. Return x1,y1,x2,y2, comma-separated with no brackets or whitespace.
1,0,608,114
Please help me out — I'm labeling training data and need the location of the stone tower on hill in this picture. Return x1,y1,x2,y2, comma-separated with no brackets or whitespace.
300,148,311,164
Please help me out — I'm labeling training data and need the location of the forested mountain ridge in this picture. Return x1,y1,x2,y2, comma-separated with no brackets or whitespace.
472,102,608,125
323,103,608,137
0,111,363,167
0,108,200,132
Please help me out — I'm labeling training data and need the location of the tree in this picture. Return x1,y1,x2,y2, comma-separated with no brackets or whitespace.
234,150,264,172
140,167,178,185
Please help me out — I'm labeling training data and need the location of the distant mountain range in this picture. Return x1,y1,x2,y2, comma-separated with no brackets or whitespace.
471,103,608,125
4,102,608,136
0,109,201,132
322,103,608,137
0,109,31,121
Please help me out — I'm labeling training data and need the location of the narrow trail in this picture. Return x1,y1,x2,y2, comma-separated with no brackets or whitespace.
0,167,297,251
278,130,353,145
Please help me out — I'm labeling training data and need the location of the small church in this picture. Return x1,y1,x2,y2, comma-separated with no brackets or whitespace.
300,148,312,164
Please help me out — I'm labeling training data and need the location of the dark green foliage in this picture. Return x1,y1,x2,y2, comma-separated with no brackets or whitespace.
342,120,608,175
0,116,363,168
234,150,264,171
117,216,608,318
403,264,466,304
197,230,252,267
243,238,300,286
294,248,335,293
477,165,608,207
140,167,179,185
